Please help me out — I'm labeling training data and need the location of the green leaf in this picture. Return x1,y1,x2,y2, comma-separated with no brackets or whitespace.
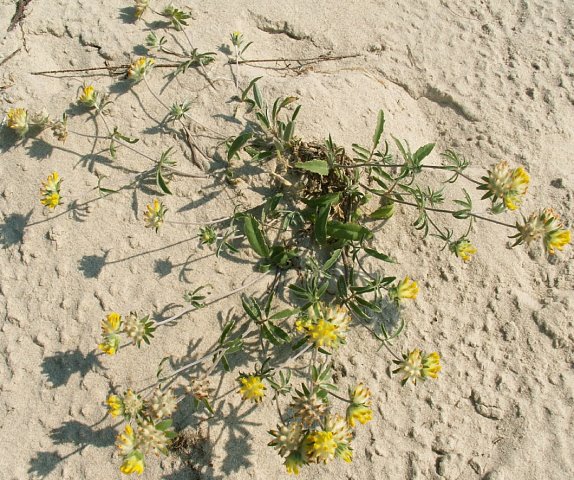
363,247,395,263
294,160,330,176
227,132,252,161
413,143,435,163
327,221,373,242
303,192,341,208
241,296,260,322
243,215,270,257
322,249,341,272
155,419,173,431
267,322,290,343
269,309,299,320
372,110,385,149
156,166,172,195
315,205,329,244
261,323,281,345
241,76,263,102
253,83,263,109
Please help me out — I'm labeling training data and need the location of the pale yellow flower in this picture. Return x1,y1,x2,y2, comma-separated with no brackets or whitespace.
143,198,166,232
545,228,571,255
346,404,373,427
40,172,63,209
389,276,419,301
284,450,305,475
128,57,155,82
296,303,351,350
450,238,477,262
393,349,442,385
349,384,371,405
107,394,124,417
123,389,144,419
101,312,122,335
305,430,337,463
480,160,529,211
6,107,29,137
134,0,149,19
116,424,138,456
120,450,145,475
513,208,571,255
98,334,120,355
239,375,266,403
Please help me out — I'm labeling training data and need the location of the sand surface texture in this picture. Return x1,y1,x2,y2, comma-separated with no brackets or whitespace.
1,1,573,479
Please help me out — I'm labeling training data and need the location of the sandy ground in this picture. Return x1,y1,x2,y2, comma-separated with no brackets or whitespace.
1,1,573,479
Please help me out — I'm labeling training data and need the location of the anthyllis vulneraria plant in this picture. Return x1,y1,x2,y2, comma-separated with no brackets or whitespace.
18,14,564,476
40,172,63,210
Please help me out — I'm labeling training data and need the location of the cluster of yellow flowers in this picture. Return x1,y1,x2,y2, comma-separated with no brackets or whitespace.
238,375,267,402
40,172,63,209
268,384,373,475
514,208,571,255
143,198,167,232
450,237,477,263
393,349,442,386
295,304,351,350
6,107,29,137
389,276,419,302
480,160,530,211
128,57,155,83
98,311,156,355
107,388,177,475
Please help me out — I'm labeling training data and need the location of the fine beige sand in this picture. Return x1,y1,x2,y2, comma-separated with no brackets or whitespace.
1,1,573,479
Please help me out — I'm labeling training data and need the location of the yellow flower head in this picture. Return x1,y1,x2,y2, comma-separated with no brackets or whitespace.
120,450,145,475
349,384,371,406
305,430,337,464
134,0,149,19
231,31,243,47
480,160,529,211
40,172,63,209
116,424,138,456
6,107,29,137
98,334,120,355
107,394,124,417
128,57,155,82
336,444,353,463
297,303,351,350
307,319,338,348
450,238,477,263
239,375,266,403
144,198,167,232
513,208,571,255
77,84,98,108
389,276,419,302
123,389,144,419
284,450,306,475
101,312,122,335
324,414,352,445
423,352,442,379
346,404,373,427
393,349,442,385
504,166,530,210
545,228,571,255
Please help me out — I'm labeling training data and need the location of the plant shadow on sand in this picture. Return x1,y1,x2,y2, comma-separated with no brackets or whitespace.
41,348,102,388
0,210,33,247
28,420,117,479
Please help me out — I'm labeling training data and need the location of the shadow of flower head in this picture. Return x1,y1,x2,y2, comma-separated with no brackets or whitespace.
41,349,102,388
78,251,110,278
50,420,116,449
28,451,63,479
0,210,32,247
